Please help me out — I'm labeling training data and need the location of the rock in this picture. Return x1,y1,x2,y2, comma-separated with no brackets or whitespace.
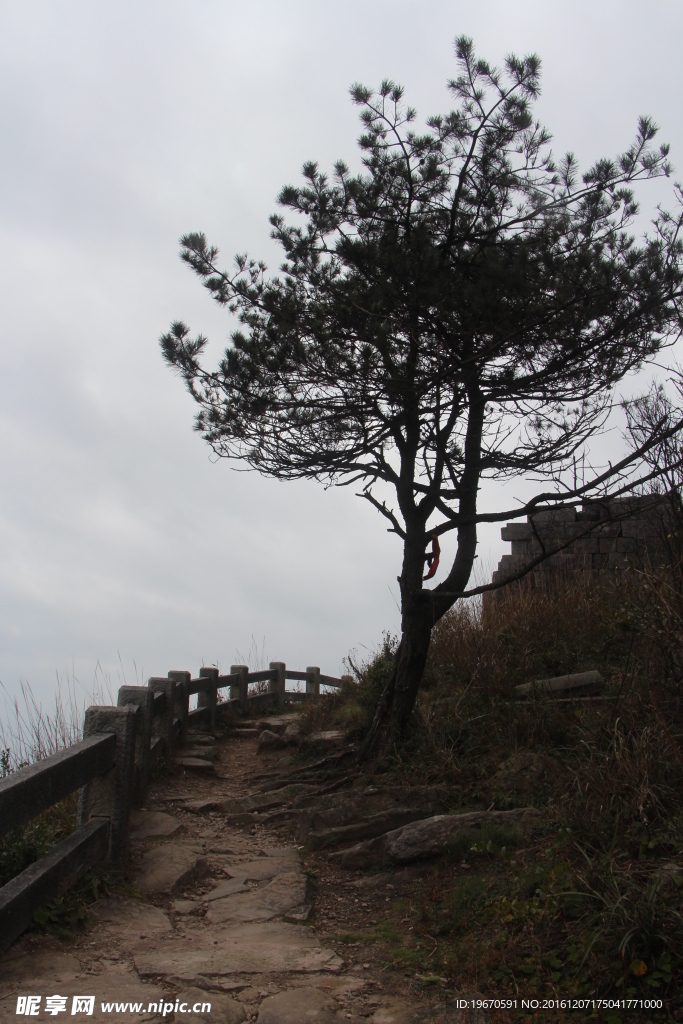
134,843,211,893
259,729,286,751
257,987,338,1024
171,899,201,914
175,757,216,771
181,746,219,760
134,921,344,979
207,877,250,900
129,809,182,839
89,897,173,943
515,670,604,698
297,786,449,838
285,904,312,922
181,797,225,813
282,722,300,744
180,987,246,1023
336,808,541,870
224,856,301,881
207,872,307,924
256,718,295,735
303,730,345,747
308,808,439,849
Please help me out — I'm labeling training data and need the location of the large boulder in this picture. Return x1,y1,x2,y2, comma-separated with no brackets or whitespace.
297,786,450,840
334,808,541,870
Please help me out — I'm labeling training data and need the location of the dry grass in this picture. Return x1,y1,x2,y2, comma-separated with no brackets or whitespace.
0,667,115,933
315,568,683,1012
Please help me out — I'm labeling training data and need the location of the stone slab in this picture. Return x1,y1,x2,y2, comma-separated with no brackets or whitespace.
180,987,246,1023
206,872,307,924
89,897,172,944
175,757,215,771
222,794,289,814
257,987,338,1024
304,730,345,745
0,953,167,1023
134,922,343,978
206,877,249,900
181,747,219,759
224,857,301,881
515,670,604,698
180,797,225,813
171,899,201,915
134,843,210,894
129,810,182,839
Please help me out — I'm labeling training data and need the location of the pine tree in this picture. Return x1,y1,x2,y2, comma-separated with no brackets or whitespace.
162,37,683,745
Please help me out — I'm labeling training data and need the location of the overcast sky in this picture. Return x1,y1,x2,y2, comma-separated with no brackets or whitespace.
1,1,682,718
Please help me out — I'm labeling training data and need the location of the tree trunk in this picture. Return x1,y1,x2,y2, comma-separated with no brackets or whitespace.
359,388,485,758
390,593,433,740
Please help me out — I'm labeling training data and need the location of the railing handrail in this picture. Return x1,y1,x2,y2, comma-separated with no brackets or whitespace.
0,657,348,954
0,733,116,838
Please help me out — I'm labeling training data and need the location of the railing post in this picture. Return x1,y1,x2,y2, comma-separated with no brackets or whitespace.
147,677,177,760
230,665,249,711
116,686,152,808
306,666,321,699
168,670,191,745
198,667,218,729
270,662,286,707
77,705,138,863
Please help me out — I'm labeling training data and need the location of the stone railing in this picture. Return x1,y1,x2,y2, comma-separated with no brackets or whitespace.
0,661,344,952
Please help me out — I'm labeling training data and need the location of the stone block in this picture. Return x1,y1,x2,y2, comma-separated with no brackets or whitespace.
510,539,532,558
592,553,609,569
573,537,600,554
595,522,621,537
621,518,656,538
530,507,577,524
501,522,533,541
599,538,618,553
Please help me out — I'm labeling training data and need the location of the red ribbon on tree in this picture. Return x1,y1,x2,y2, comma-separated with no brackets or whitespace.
423,533,440,580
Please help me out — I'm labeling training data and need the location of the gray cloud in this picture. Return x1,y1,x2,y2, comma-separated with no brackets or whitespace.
1,0,682,713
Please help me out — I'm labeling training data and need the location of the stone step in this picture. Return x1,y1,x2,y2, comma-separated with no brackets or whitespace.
175,756,215,772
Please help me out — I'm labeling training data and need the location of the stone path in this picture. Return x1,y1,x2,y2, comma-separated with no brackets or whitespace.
0,716,488,1023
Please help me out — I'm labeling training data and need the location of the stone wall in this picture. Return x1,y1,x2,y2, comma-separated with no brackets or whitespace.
489,495,671,600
